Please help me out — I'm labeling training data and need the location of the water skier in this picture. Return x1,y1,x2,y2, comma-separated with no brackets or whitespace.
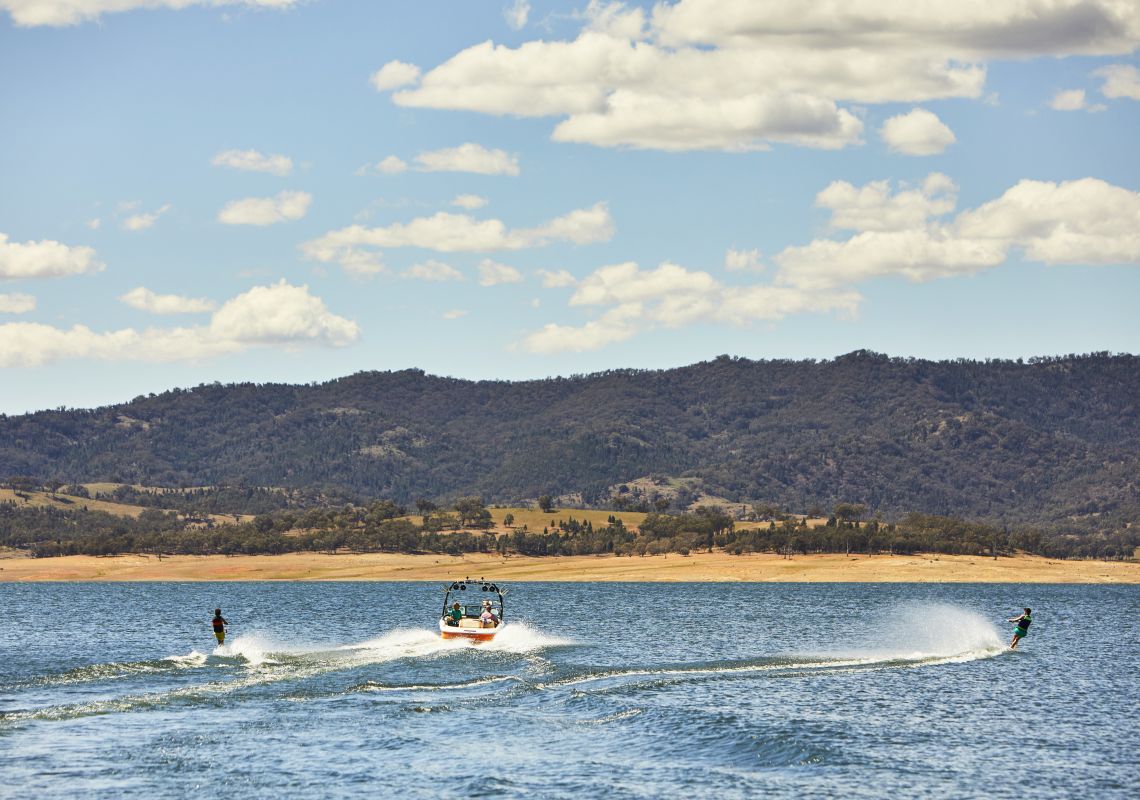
212,608,229,645
1008,607,1031,649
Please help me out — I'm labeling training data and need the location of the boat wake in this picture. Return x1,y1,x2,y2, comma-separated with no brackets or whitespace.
1,604,1001,725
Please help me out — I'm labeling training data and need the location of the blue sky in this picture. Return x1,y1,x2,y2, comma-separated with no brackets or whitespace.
1,0,1138,414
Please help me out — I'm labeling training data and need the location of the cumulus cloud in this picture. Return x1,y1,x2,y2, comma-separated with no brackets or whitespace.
452,194,489,210
361,146,518,176
880,108,956,155
0,280,357,367
414,143,520,175
1093,64,1140,99
520,260,859,353
725,248,762,271
774,174,1140,291
522,171,1140,354
478,259,523,286
0,233,103,280
211,148,293,176
1049,88,1105,111
123,204,171,231
334,248,385,275
504,0,529,30
2,0,302,27
120,287,217,314
360,156,409,176
370,60,422,91
0,293,35,314
536,268,576,287
402,259,464,281
1051,89,1087,110
380,1,1140,152
218,190,312,225
301,202,613,271
816,173,958,232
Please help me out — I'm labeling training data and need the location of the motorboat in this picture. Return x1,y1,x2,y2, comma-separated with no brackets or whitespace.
439,577,505,642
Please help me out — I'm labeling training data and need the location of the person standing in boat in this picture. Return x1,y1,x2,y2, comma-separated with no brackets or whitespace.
1008,607,1031,649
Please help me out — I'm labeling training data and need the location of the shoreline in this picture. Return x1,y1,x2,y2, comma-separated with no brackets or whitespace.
1,551,1137,583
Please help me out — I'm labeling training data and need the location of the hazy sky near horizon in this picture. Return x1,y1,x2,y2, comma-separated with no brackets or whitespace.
1,0,1138,414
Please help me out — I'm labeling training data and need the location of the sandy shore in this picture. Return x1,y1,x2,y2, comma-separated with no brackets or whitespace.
0,550,1136,583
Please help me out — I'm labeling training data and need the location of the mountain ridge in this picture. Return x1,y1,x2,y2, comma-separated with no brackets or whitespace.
2,351,1137,529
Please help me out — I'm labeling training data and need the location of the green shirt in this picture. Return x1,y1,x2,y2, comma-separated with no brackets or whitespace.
448,607,463,622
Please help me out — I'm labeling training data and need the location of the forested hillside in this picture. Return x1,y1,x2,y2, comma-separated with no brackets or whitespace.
2,351,1137,529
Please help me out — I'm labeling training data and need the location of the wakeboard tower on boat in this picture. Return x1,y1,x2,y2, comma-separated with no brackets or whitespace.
439,577,506,642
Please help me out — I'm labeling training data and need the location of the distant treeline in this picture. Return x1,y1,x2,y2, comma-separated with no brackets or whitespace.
3,495,1134,561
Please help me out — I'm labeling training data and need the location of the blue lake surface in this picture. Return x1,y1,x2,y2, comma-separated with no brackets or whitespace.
1,582,1136,799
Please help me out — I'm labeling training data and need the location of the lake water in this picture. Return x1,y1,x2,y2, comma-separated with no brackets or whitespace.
0,582,1136,799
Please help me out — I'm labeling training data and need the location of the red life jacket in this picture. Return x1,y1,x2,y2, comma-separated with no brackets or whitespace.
212,617,225,631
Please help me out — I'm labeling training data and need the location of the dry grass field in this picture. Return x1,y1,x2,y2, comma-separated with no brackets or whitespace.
1,550,1135,583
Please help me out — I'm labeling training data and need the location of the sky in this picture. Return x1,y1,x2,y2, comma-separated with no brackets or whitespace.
0,0,1138,415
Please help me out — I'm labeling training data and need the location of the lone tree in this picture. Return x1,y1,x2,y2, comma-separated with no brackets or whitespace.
537,495,555,513
503,513,515,527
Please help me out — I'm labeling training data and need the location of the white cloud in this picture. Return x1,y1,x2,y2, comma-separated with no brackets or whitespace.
451,194,489,210
478,259,523,286
0,293,35,314
536,268,576,287
774,175,1140,291
816,173,957,232
0,233,103,280
86,218,101,230
2,0,302,27
218,190,312,226
123,204,171,231
724,248,762,271
523,172,1140,353
523,304,641,353
336,249,386,275
650,1,1140,55
301,202,613,270
370,60,422,91
442,309,467,320
402,259,464,281
414,143,520,176
1050,88,1088,110
880,108,956,155
120,287,217,314
520,259,859,353
0,280,357,367
366,156,408,175
211,148,293,176
384,1,1140,153
1093,64,1140,99
208,280,358,345
504,0,529,30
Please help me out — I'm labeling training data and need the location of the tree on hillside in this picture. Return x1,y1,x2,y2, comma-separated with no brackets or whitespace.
454,496,492,528
834,503,867,524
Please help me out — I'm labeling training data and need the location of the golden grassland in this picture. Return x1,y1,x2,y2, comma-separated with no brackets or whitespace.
1,549,1135,583
0,488,152,518
0,488,251,525
4,488,818,535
